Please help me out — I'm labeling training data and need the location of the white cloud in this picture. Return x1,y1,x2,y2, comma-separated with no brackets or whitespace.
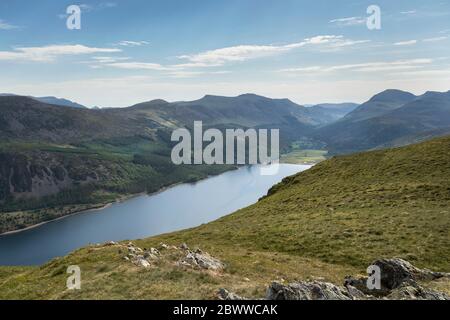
329,17,366,26
177,35,369,67
90,56,130,63
394,40,417,46
400,10,417,15
177,44,296,67
423,36,448,42
0,19,18,30
280,59,433,74
168,70,231,78
116,40,149,47
0,45,121,62
391,69,450,77
105,62,170,71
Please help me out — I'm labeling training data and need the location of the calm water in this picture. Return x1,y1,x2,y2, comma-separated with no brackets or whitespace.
0,164,310,265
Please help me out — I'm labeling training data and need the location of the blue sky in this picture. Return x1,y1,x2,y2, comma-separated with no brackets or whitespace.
0,0,449,107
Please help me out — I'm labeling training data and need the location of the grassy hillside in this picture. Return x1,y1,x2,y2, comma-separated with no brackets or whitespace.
1,136,449,299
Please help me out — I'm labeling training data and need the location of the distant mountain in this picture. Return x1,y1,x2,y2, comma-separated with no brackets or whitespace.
314,90,450,154
0,94,87,109
341,89,417,123
307,103,358,124
128,94,334,147
0,96,156,143
132,94,322,126
33,96,87,109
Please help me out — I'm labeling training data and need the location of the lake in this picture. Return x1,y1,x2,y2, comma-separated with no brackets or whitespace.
0,164,310,265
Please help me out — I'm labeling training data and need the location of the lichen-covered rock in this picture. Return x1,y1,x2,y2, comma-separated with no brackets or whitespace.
343,276,390,297
135,257,151,268
218,289,247,300
345,285,371,300
124,243,154,268
385,282,449,300
178,249,225,271
266,281,351,300
372,258,445,290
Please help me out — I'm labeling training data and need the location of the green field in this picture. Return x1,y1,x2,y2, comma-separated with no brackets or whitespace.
280,141,328,164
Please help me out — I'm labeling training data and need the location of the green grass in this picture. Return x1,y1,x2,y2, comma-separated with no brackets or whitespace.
281,149,328,164
281,141,328,164
1,136,449,299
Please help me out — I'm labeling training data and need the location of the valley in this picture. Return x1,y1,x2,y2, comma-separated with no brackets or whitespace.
2,89,450,235
0,135,448,299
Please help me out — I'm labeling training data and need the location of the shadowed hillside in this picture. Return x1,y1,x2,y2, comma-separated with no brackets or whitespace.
314,90,450,154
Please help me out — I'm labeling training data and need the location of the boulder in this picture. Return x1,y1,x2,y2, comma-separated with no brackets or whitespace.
135,257,151,268
218,289,247,300
149,248,160,256
346,285,371,300
160,243,170,250
179,250,225,271
372,258,445,290
385,282,450,300
266,281,351,300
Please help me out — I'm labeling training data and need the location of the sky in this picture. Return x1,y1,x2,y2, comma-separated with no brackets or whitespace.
0,0,450,107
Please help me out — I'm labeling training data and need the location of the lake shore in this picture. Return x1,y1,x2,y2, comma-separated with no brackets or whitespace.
0,166,239,237
0,164,311,266
0,193,142,237
0,160,315,237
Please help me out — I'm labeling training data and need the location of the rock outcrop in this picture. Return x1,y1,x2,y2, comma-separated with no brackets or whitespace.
372,258,448,289
221,259,449,300
178,246,225,271
218,289,247,300
123,242,160,268
266,281,353,300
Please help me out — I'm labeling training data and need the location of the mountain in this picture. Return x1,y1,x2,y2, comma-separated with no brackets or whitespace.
1,135,449,299
32,96,87,109
0,94,87,109
0,93,325,230
127,94,340,149
343,89,417,122
0,96,157,143
130,93,324,128
307,103,358,124
2,90,450,232
0,96,235,229
314,90,450,154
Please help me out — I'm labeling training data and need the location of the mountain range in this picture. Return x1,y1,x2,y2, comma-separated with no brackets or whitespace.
0,94,87,109
1,89,450,233
313,89,450,154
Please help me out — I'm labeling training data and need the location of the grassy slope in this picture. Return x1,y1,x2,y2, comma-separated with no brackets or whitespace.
1,136,449,299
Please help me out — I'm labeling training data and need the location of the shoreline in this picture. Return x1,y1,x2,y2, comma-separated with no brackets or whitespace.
0,192,145,237
0,162,312,237
0,168,237,237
